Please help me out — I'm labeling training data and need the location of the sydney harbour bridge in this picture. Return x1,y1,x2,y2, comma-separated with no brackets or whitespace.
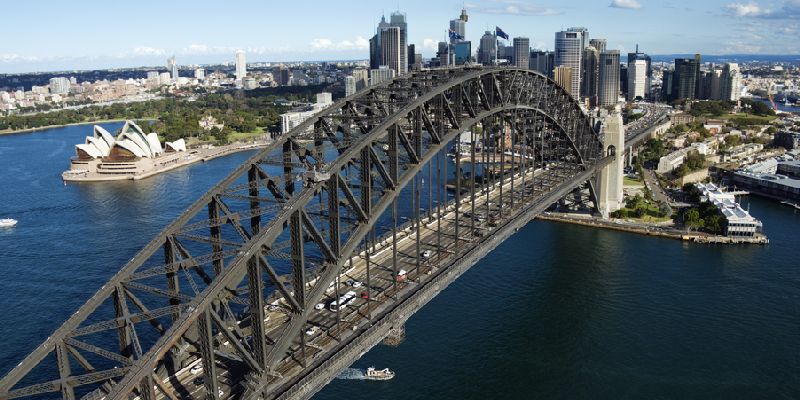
0,67,666,400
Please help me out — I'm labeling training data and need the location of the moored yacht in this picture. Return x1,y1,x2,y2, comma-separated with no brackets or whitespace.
0,218,18,228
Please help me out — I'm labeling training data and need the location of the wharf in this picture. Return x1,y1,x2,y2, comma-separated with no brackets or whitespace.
537,212,769,245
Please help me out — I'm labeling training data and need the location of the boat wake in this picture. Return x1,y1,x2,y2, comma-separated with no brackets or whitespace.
336,368,367,380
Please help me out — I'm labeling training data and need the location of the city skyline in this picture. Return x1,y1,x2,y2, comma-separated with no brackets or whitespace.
1,0,800,73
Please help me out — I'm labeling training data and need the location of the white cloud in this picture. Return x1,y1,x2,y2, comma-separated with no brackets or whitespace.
726,2,768,16
609,0,642,9
308,36,370,51
0,54,39,63
466,0,560,16
422,38,439,51
132,46,165,56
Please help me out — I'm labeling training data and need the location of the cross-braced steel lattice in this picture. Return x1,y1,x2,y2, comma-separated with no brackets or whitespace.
0,67,611,400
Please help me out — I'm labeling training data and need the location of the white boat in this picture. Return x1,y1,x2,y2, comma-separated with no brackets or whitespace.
0,219,18,228
363,367,394,381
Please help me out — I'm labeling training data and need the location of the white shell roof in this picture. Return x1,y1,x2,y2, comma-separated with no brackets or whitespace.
74,120,167,159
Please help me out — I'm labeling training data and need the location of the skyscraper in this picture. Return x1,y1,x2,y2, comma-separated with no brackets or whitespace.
167,56,178,81
449,7,468,44
478,31,497,65
235,50,246,81
567,27,589,51
345,76,356,97
721,63,742,101
513,37,530,70
437,41,450,67
589,38,607,54
628,59,647,101
369,16,391,70
672,57,699,101
554,66,573,94
598,51,620,107
693,54,702,99
555,30,583,97
530,50,554,78
390,12,408,75
627,45,651,98
380,26,402,74
582,46,599,106
407,44,415,70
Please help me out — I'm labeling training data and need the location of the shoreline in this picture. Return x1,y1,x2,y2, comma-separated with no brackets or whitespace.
0,118,155,136
63,141,270,182
536,212,769,245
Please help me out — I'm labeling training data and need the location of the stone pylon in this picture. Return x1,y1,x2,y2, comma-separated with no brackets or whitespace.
596,107,625,218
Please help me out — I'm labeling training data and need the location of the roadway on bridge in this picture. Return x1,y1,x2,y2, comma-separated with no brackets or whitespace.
149,161,583,400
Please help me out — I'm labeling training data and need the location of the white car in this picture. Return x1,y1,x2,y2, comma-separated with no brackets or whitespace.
305,326,319,336
314,303,325,310
218,389,224,397
422,250,432,259
351,280,363,288
190,365,202,375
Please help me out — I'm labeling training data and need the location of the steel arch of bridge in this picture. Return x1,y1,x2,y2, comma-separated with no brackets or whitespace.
0,67,606,400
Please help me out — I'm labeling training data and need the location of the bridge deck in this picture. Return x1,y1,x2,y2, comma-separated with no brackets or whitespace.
144,161,592,399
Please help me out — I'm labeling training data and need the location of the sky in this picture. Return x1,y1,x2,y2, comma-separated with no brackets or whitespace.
1,0,799,73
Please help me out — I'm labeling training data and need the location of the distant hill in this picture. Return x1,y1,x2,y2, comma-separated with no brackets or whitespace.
650,54,800,64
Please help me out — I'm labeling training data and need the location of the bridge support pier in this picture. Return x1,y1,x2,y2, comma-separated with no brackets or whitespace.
596,108,625,218
382,324,406,347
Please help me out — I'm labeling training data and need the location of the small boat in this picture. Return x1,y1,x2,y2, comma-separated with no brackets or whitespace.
0,218,18,228
780,201,800,210
363,367,394,381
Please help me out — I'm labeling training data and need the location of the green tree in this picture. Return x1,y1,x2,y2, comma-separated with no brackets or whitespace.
685,209,705,231
704,214,723,234
658,202,673,218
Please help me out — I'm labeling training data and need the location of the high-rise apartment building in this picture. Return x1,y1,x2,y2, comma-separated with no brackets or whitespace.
598,51,620,107
721,63,742,101
48,77,70,95
513,37,530,69
390,12,408,75
478,31,497,65
628,59,647,101
194,68,205,80
370,66,396,86
167,56,178,81
555,30,583,96
352,68,369,90
235,50,246,81
345,76,356,97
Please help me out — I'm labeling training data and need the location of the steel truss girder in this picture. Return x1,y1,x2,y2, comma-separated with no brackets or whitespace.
0,67,604,400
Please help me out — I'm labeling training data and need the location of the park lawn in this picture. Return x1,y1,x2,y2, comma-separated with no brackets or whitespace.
227,127,265,142
718,113,777,123
623,176,644,187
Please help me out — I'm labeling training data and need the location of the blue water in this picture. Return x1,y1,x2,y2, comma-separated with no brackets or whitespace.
0,124,799,399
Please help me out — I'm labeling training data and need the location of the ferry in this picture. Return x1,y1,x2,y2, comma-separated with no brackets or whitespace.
363,367,395,381
0,218,18,228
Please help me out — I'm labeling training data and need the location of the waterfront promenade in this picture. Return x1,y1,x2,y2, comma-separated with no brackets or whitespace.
62,139,271,182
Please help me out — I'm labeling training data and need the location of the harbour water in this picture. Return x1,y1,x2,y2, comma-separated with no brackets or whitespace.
0,124,798,398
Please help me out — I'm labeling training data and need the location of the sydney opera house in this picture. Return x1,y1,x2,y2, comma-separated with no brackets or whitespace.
64,120,192,181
